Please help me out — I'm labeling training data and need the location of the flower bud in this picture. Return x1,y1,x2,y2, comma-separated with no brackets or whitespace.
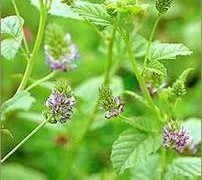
155,0,173,14
99,84,124,119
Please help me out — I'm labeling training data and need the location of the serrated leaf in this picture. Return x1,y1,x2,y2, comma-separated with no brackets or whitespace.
111,128,162,174
30,0,81,19
166,157,201,177
1,91,35,120
149,43,193,61
72,2,112,26
123,116,160,133
131,154,161,180
1,16,24,60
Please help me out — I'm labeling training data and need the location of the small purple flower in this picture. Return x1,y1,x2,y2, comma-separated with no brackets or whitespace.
45,82,76,124
162,121,196,154
45,33,79,71
105,96,125,119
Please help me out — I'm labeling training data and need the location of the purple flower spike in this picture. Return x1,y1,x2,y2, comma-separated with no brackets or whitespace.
162,121,197,154
44,33,79,72
45,81,76,124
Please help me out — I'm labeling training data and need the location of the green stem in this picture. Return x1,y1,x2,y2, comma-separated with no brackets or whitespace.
16,7,48,93
143,14,161,69
1,120,47,163
25,71,58,91
160,148,166,180
125,35,161,121
104,21,117,85
11,0,30,55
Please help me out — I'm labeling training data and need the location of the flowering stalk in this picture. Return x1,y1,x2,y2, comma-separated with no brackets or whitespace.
11,0,30,56
143,14,161,69
125,34,162,122
16,0,49,93
25,71,58,91
1,119,47,163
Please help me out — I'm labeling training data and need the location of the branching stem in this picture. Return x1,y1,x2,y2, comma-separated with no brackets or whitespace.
1,120,47,163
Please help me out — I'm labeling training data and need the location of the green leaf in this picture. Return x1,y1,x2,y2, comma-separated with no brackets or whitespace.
131,154,161,180
72,2,112,26
149,43,193,61
166,157,201,177
1,91,36,120
132,34,147,58
1,16,24,60
123,116,160,133
2,163,48,180
30,0,81,19
183,118,201,144
111,128,162,174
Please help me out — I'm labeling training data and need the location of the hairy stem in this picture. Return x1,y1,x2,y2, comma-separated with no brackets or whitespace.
160,148,166,179
1,120,47,163
16,6,48,93
125,34,161,121
143,14,161,69
104,21,117,85
11,0,30,55
25,71,58,91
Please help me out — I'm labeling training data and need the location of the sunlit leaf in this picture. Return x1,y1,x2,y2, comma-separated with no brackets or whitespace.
1,16,24,60
183,117,201,144
111,128,161,174
149,43,192,61
165,157,201,177
72,2,112,26
131,154,161,180
1,91,35,120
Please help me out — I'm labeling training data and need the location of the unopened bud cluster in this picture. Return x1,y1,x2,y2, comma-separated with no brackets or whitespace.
99,85,124,119
155,0,173,14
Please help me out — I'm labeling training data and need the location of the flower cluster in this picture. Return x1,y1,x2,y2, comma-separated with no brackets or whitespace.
44,80,76,124
98,84,124,119
162,120,196,154
44,24,79,71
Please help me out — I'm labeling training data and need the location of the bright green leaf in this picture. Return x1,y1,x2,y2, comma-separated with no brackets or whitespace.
166,157,201,177
1,91,36,120
30,0,81,19
2,163,48,180
72,2,112,26
111,128,162,174
183,118,201,144
1,16,24,60
149,43,193,61
131,154,161,180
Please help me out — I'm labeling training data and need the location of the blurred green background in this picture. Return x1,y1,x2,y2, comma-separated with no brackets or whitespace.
1,0,201,180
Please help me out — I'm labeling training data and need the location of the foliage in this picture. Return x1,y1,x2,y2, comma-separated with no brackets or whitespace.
1,0,200,179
